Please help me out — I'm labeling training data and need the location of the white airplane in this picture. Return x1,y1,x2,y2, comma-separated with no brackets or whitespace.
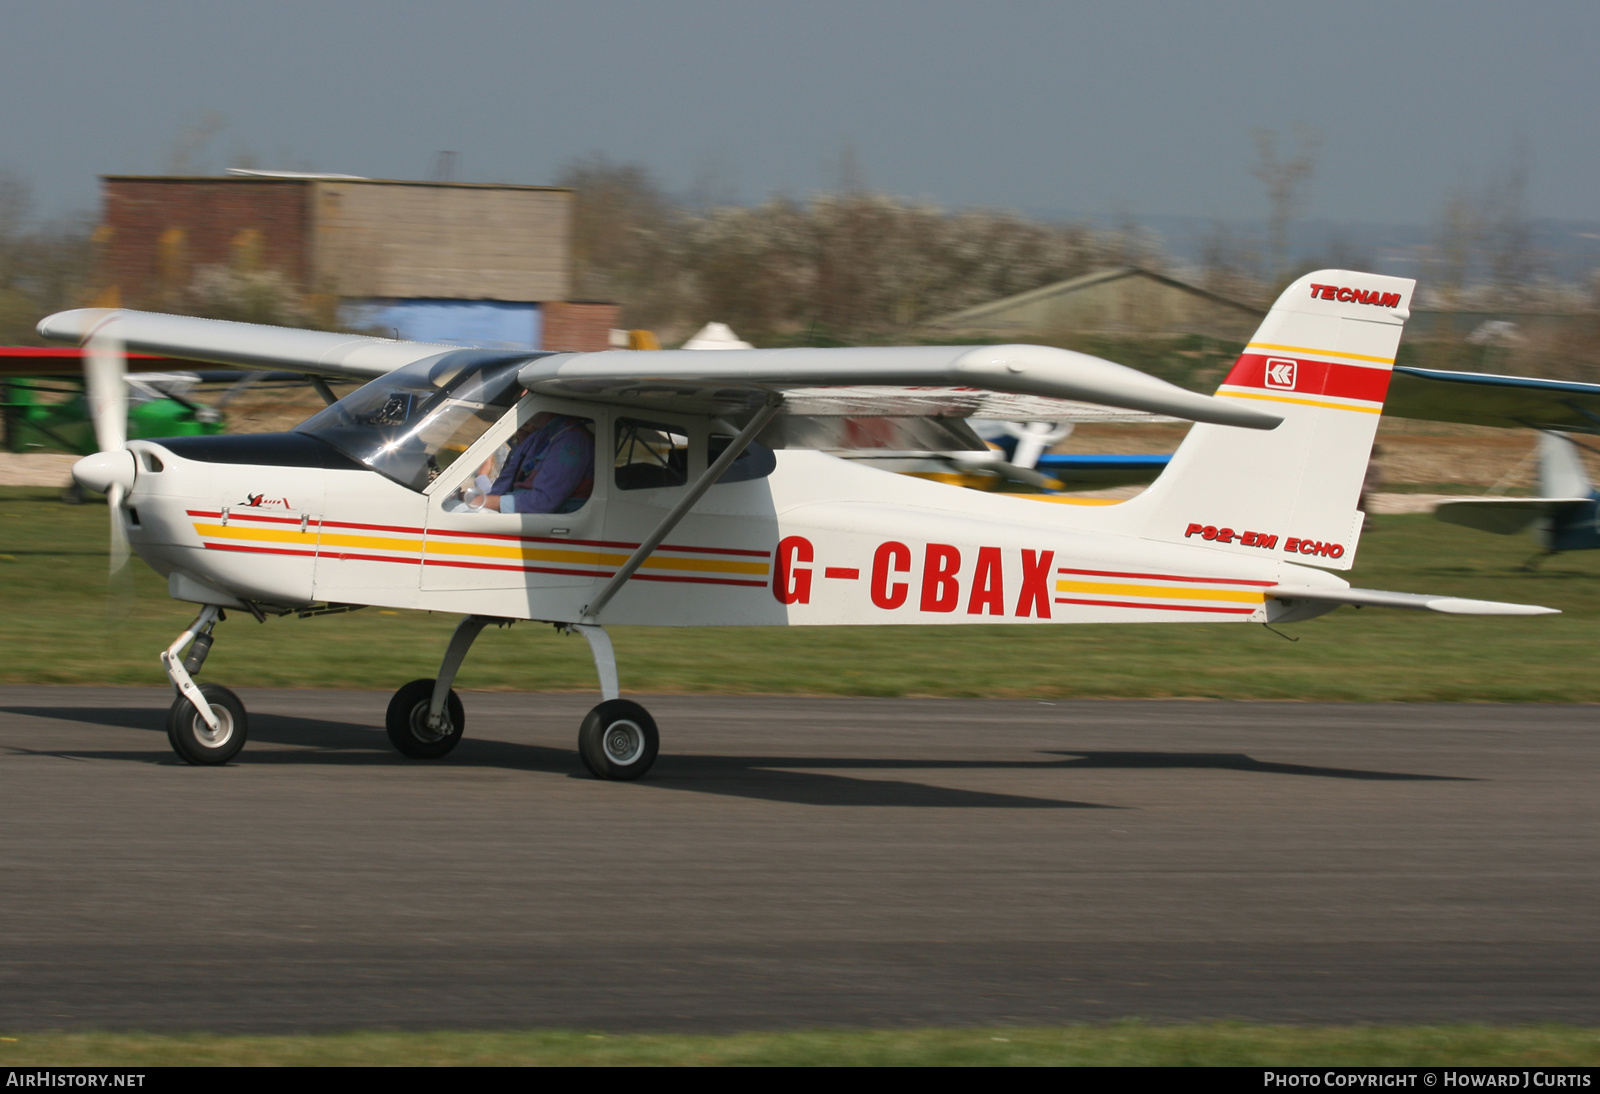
46,270,1555,778
1430,431,1600,556
1382,365,1600,560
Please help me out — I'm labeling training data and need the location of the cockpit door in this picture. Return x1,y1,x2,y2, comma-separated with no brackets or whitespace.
420,396,605,616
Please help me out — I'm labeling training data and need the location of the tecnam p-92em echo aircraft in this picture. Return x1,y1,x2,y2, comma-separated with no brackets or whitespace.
44,270,1555,778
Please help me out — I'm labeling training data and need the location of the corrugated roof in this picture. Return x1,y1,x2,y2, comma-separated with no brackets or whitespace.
928,265,1262,327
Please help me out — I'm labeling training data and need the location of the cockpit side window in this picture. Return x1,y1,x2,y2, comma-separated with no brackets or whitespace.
710,434,777,484
614,418,689,491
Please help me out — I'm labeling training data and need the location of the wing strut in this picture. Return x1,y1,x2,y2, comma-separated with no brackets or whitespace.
580,394,783,624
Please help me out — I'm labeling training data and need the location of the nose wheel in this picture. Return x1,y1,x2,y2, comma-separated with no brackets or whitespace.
160,605,249,765
578,699,659,780
167,684,248,765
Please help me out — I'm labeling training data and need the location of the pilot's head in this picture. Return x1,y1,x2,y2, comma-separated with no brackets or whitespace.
512,412,558,442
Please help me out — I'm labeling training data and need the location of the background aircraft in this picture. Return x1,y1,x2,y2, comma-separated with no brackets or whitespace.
680,320,1174,494
0,347,222,456
1385,366,1600,560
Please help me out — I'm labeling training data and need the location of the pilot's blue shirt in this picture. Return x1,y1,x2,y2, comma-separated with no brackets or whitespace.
489,416,594,514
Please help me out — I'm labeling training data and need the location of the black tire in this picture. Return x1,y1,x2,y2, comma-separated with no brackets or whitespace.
386,678,465,759
167,685,248,765
577,699,659,781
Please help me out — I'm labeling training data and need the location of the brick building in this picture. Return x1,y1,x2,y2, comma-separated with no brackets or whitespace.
96,174,618,352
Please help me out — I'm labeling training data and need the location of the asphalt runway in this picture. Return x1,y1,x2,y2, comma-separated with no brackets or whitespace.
1,687,1597,1033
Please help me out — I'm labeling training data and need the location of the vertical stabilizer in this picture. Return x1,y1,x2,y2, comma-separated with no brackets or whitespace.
1538,432,1592,499
1115,270,1414,570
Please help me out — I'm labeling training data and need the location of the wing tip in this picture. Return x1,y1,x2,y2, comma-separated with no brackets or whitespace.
1428,598,1561,616
38,308,118,345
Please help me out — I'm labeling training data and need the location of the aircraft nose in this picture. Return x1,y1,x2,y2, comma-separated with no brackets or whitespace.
72,450,136,494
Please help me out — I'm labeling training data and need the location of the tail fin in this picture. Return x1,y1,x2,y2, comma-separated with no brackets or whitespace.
1538,431,1592,499
1117,270,1414,570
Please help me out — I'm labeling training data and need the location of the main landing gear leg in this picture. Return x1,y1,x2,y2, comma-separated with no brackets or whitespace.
161,605,248,765
1519,550,1557,572
558,398,776,782
569,623,658,781
385,614,492,759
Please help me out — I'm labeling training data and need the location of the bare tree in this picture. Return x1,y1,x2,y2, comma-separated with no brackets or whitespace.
1424,142,1540,369
555,156,1127,344
555,154,681,323
0,172,94,344
1198,221,1263,305
1481,138,1535,298
167,112,227,175
1250,124,1319,286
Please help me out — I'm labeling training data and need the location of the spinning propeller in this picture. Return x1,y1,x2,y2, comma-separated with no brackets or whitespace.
73,317,134,573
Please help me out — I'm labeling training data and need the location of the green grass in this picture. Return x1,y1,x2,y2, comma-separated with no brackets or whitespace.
3,486,1597,701
2,1024,1598,1066
5,497,1598,1065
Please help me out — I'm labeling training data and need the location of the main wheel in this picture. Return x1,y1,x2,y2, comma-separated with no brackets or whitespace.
386,678,465,759
167,684,248,765
578,699,659,781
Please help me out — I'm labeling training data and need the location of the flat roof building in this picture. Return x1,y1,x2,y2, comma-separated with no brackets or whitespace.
95,174,617,352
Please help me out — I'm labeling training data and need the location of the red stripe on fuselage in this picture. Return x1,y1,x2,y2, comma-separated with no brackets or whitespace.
201,542,317,558
1053,596,1257,615
185,510,768,557
188,509,307,526
199,540,764,588
419,558,765,587
1057,567,1277,587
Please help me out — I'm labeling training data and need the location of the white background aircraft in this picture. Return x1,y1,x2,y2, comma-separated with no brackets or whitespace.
47,270,1554,778
1384,366,1600,559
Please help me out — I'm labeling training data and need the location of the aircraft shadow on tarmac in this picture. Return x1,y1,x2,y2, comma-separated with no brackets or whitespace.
3,704,1470,809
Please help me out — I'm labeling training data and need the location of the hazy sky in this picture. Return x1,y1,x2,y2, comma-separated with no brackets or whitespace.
2,1,1595,226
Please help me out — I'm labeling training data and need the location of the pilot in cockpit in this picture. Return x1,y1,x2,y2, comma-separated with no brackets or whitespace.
465,412,594,514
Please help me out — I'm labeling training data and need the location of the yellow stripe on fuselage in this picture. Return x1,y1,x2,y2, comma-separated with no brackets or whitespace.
194,523,423,553
1015,495,1125,505
194,522,768,575
1055,579,1264,604
424,538,768,575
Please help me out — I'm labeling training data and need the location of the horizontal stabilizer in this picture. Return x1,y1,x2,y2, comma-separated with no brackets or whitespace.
1434,497,1589,536
1268,585,1558,616
38,309,457,379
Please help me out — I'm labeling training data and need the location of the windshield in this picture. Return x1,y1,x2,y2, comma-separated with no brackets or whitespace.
294,350,531,491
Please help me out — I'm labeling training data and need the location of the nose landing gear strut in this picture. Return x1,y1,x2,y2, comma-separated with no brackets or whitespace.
160,605,248,765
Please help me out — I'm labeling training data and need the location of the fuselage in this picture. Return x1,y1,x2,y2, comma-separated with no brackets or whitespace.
119,420,1348,628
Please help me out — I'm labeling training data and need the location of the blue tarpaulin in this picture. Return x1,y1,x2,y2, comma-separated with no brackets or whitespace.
344,299,542,350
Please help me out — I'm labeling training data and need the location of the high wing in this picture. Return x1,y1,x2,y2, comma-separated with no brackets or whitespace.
37,308,455,380
39,309,1282,430
764,387,1176,423
1386,366,1600,434
514,345,1280,428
